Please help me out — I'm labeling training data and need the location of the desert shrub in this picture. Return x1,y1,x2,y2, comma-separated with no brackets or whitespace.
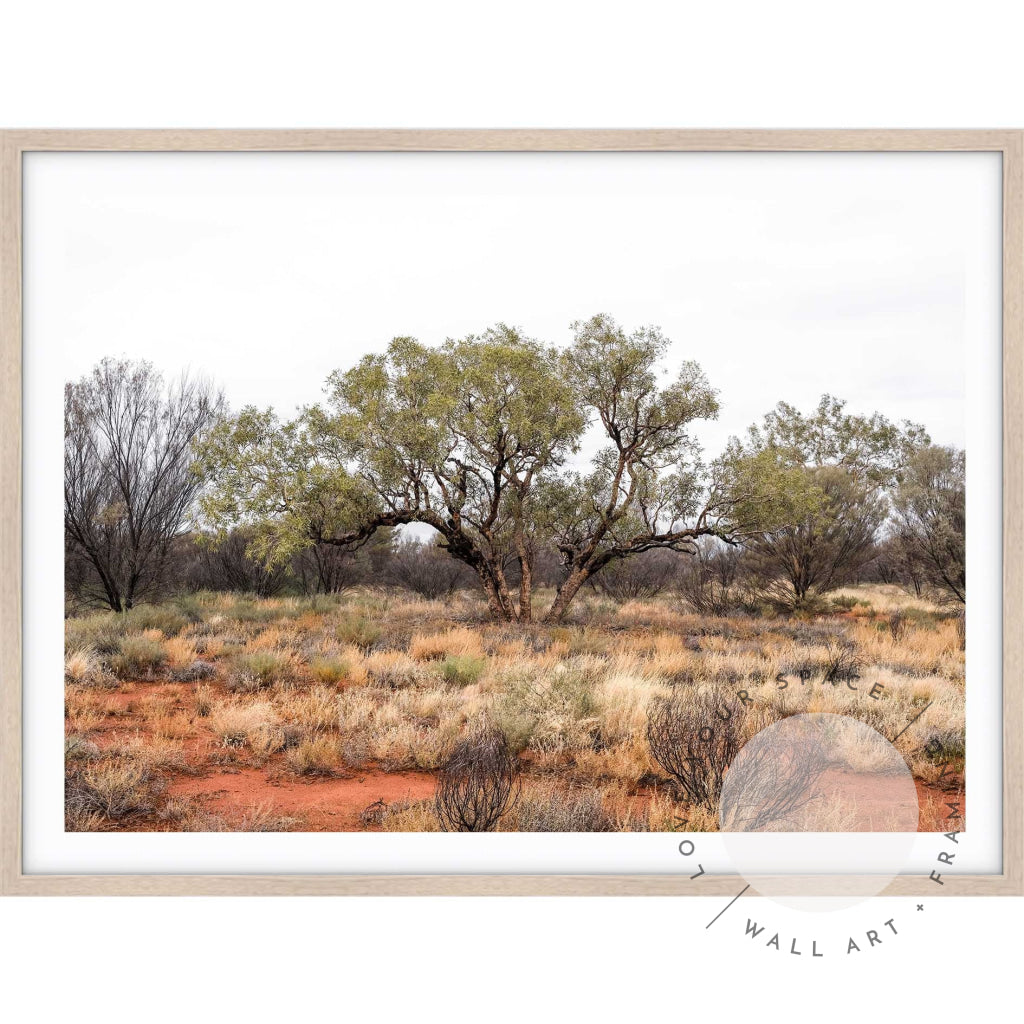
283,686,340,733
716,721,836,832
286,735,342,776
308,656,350,684
515,787,615,832
434,726,521,832
492,665,602,753
364,651,425,690
887,609,908,643
170,593,206,623
386,538,476,599
65,613,124,655
110,634,167,679
591,549,679,602
438,654,487,687
208,701,281,749
122,604,190,637
172,659,217,682
64,645,113,687
646,688,742,807
194,684,214,717
227,650,292,691
822,638,861,683
676,539,746,616
335,613,382,650
64,733,100,762
67,757,160,820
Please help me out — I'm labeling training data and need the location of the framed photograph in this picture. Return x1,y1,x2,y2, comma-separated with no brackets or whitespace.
0,130,1020,896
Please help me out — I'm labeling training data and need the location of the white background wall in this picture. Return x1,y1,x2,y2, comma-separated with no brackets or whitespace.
1,2,1021,1021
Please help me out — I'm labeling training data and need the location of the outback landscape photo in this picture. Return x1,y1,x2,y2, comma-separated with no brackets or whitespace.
48,153,971,835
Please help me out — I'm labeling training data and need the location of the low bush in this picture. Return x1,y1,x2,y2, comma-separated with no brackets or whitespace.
308,656,350,684
438,654,487,687
122,604,190,637
335,613,382,650
286,735,343,776
172,659,217,682
515,787,616,832
434,727,521,832
110,634,167,679
227,650,293,691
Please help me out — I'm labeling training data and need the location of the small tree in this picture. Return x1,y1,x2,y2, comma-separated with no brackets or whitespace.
718,395,927,610
64,359,224,611
435,727,521,832
893,444,965,604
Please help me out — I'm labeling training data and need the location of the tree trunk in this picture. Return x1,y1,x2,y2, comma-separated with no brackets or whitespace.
475,565,512,621
542,567,592,623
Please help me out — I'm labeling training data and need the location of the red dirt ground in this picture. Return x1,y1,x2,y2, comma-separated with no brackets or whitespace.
75,679,964,833
166,768,436,830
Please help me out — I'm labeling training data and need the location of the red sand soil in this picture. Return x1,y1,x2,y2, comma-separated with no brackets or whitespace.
77,680,964,834
167,768,436,830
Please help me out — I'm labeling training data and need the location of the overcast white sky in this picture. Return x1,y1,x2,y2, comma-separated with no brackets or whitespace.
26,151,1000,459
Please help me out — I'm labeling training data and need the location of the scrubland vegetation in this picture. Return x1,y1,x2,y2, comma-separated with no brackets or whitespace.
64,583,964,833
63,315,968,832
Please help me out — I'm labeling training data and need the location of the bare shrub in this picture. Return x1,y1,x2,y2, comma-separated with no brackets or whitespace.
515,786,615,832
676,539,745,616
66,757,161,822
591,549,679,603
718,731,831,831
887,610,908,644
434,726,521,832
172,659,217,682
386,538,477,600
190,528,290,597
822,638,861,683
646,689,741,807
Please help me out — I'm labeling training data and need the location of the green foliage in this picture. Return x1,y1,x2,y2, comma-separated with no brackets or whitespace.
717,396,928,607
228,651,292,691
308,656,351,684
335,613,382,649
438,654,487,687
492,665,602,753
121,604,190,637
110,634,167,679
893,445,966,604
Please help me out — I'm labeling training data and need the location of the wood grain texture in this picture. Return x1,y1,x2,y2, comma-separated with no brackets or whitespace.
1,129,1020,897
1,128,1021,152
0,133,23,896
1002,133,1024,897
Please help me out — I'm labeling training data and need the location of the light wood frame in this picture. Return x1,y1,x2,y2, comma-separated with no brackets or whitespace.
0,129,1020,896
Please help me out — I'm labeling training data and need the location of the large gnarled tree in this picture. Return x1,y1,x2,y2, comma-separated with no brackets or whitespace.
196,316,740,622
